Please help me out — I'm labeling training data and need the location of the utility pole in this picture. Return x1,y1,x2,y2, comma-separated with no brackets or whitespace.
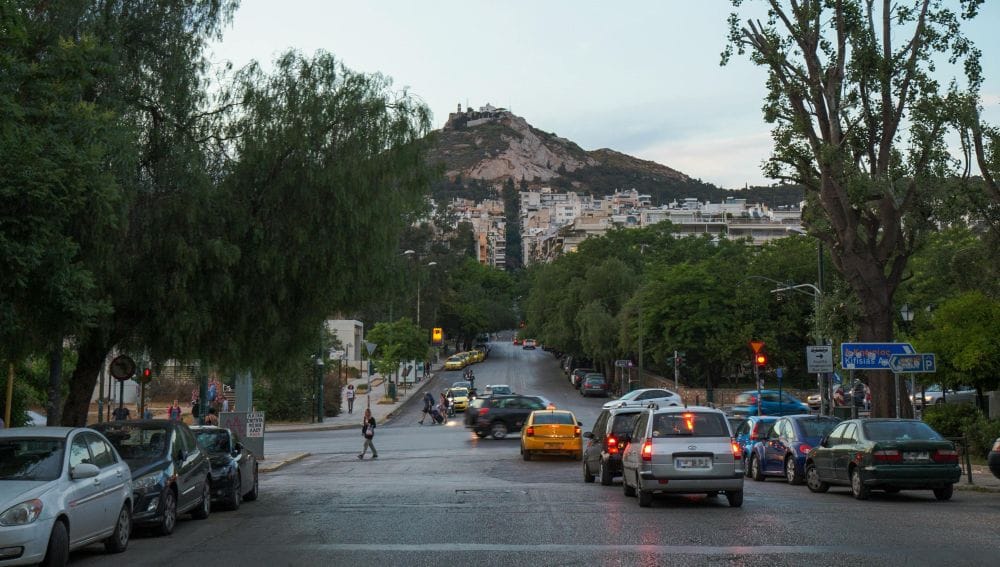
673,350,680,391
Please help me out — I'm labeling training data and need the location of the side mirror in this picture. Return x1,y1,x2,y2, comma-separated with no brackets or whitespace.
577,421,583,426
583,431,594,439
71,463,100,480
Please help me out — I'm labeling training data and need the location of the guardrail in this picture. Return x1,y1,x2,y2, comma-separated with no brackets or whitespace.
945,436,974,484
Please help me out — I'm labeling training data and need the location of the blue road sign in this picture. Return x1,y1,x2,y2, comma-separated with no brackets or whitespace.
889,353,937,373
841,342,915,370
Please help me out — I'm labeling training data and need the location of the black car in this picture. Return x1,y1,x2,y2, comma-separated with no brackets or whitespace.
465,395,547,439
580,374,609,397
92,420,212,535
988,437,1000,479
582,406,643,485
190,426,259,510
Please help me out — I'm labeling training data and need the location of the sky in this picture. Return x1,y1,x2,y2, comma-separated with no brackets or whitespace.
209,0,1000,189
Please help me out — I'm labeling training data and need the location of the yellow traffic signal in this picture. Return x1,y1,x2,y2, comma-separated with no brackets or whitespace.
754,353,768,367
432,327,443,344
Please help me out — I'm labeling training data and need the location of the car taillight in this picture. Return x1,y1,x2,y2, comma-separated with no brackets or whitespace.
932,449,959,463
478,408,489,416
574,426,581,437
526,426,534,437
731,440,742,459
641,438,653,461
797,443,812,454
873,449,902,463
606,436,618,455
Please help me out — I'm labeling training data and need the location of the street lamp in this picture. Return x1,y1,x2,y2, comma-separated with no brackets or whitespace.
417,262,437,328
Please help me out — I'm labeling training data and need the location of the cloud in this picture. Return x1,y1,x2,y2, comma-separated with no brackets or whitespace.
635,130,776,189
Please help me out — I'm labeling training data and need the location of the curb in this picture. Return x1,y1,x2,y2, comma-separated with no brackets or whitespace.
954,483,1000,493
259,452,311,473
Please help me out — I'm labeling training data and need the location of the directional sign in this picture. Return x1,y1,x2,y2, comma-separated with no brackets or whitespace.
841,342,914,370
806,345,834,373
749,340,765,354
615,360,635,368
889,353,937,373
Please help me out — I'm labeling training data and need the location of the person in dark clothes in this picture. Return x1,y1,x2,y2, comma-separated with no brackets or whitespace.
358,408,378,459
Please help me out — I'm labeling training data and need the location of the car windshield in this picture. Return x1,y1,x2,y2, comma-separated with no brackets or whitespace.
611,413,640,435
452,381,471,389
450,388,469,397
798,418,841,438
489,386,512,395
652,413,728,437
533,413,574,425
195,429,231,453
0,439,65,481
863,421,943,441
96,424,170,462
618,390,643,401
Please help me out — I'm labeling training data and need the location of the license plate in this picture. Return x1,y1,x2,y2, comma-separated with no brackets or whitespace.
903,451,929,461
544,442,563,448
675,457,712,470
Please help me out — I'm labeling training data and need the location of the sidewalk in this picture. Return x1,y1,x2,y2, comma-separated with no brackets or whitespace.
956,465,1000,493
266,363,443,434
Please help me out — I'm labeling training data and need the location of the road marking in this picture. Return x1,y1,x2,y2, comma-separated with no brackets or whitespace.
292,543,888,556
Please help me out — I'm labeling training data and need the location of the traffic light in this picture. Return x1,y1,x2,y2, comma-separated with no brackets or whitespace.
432,327,443,345
138,367,153,385
754,353,768,367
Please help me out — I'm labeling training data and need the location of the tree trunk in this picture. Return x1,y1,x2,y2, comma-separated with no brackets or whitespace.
46,342,63,426
61,336,111,426
856,296,913,419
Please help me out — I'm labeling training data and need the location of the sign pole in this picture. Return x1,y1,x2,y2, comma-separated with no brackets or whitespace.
894,371,901,418
754,363,761,417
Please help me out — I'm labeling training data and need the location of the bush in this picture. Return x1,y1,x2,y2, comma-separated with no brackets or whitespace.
965,415,1000,458
922,404,980,437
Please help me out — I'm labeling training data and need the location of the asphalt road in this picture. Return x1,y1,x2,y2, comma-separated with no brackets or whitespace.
70,341,1000,566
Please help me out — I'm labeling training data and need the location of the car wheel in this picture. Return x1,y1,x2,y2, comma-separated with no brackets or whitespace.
850,467,870,500
583,459,595,483
104,503,131,553
40,521,68,567
474,430,487,439
490,421,508,440
523,446,532,461
244,465,259,501
638,488,653,507
158,489,177,536
750,455,765,481
228,473,242,510
599,459,613,486
726,490,744,508
574,451,582,461
805,463,829,493
192,480,211,519
623,471,636,497
785,456,803,485
933,484,954,501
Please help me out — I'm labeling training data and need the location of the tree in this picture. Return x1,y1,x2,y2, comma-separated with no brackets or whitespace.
725,1,992,416
366,318,426,400
917,291,1000,402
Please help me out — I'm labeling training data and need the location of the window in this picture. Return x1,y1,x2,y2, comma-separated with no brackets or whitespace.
826,423,848,446
611,413,641,436
863,421,942,441
69,436,91,469
86,434,116,468
799,418,840,439
762,392,781,402
591,412,609,438
533,413,574,425
841,423,858,444
736,421,750,437
651,413,728,438
631,414,649,440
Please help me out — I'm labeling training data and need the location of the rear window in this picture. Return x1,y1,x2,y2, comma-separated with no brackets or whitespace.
863,421,943,441
533,413,574,425
611,413,641,435
652,413,729,437
584,376,605,384
798,418,840,438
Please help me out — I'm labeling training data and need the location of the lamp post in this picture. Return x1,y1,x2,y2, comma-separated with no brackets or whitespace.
900,303,916,415
417,261,437,328
314,356,325,424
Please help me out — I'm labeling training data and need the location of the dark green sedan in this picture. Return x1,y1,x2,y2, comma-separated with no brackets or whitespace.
804,419,961,500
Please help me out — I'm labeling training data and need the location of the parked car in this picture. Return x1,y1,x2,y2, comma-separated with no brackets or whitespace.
732,415,777,475
465,395,547,439
582,406,644,485
747,415,841,484
580,374,610,397
520,410,583,460
621,405,745,507
910,384,976,406
806,393,822,410
570,368,596,388
731,390,810,416
988,438,1000,479
512,338,523,346
444,355,467,371
0,427,133,565
92,420,212,535
190,426,259,511
446,387,471,412
805,419,961,500
522,339,537,350
601,387,682,410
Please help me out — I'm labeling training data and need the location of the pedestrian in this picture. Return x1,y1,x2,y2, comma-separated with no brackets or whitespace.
419,392,434,425
221,396,230,413
143,406,153,420
204,407,219,426
167,399,182,422
358,408,378,459
112,405,131,421
439,393,450,421
346,384,356,414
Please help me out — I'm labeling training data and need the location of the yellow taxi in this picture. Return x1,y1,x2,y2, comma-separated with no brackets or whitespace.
444,354,467,371
520,409,583,461
447,387,470,411
469,349,485,363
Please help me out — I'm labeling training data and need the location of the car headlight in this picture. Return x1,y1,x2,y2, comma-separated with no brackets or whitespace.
0,499,43,526
134,471,164,492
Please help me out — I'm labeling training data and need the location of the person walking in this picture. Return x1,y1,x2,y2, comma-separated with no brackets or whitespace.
346,384,356,414
358,409,378,459
167,400,183,422
419,392,434,425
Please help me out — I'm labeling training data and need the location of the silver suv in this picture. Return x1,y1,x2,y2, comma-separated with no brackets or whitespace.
620,405,744,507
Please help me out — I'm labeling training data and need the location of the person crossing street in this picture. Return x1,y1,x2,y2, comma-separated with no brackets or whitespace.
358,408,378,459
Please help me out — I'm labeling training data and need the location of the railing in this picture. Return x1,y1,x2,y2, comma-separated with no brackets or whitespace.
945,436,974,484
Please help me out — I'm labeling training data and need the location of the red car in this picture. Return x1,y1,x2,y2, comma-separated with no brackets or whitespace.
513,338,523,345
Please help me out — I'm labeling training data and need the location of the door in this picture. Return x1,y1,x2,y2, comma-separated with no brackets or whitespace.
815,423,846,481
762,420,788,474
84,433,128,533
831,423,858,483
64,433,105,544
585,412,609,470
172,428,201,511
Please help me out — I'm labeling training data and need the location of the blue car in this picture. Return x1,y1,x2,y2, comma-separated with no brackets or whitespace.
731,390,810,416
732,415,778,475
748,414,841,484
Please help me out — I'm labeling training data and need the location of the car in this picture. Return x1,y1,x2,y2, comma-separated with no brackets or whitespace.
620,405,745,507
522,339,537,350
727,416,747,437
732,415,777,474
570,368,596,388
601,387,682,409
444,355,467,371
512,337,523,346
482,384,513,397
473,344,491,358
580,374,610,397
446,387,471,412
806,393,822,410
92,419,212,535
189,426,259,510
804,419,961,500
520,409,583,460
747,415,841,484
910,384,976,407
731,390,810,416
465,395,547,439
468,350,485,364
451,380,473,390
988,437,1000,479
582,406,644,485
0,427,134,565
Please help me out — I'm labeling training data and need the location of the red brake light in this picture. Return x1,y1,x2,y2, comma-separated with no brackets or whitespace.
606,436,618,455
873,449,902,463
797,443,812,454
932,449,959,463
478,408,489,416
731,440,742,459
574,426,581,437
641,438,653,461
526,426,534,437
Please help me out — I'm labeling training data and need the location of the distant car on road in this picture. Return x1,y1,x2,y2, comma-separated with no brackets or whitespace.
446,388,471,412
747,415,841,484
0,427,134,565
520,409,583,461
582,406,644,485
482,384,513,397
190,425,259,511
731,390,809,416
570,368,596,388
601,388,682,410
522,339,537,350
806,393,822,410
465,395,547,439
732,415,777,474
580,374,610,397
910,384,976,406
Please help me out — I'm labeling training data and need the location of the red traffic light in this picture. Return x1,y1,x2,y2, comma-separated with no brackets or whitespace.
142,368,151,378
754,353,768,367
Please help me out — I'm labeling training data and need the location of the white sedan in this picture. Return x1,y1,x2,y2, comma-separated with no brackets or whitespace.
0,427,133,565
602,387,683,409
